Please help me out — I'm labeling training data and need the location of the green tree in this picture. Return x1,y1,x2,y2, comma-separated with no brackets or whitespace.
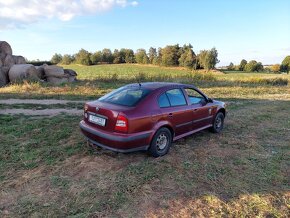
113,49,122,64
197,48,219,70
61,54,74,65
123,49,135,63
179,49,196,68
256,62,264,71
281,56,290,73
153,47,162,65
102,48,113,63
75,49,91,65
135,49,149,64
244,60,259,72
161,44,180,66
239,59,247,71
51,53,62,64
148,47,157,64
90,51,102,65
227,62,235,70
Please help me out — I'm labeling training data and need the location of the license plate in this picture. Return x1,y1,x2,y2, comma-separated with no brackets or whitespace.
89,115,106,126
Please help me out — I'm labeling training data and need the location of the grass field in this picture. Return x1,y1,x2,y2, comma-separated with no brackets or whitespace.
0,64,289,217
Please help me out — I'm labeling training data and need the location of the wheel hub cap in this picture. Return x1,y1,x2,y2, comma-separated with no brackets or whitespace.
156,133,168,150
216,117,222,128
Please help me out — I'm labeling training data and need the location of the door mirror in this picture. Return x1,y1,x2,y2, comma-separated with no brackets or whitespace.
207,98,213,103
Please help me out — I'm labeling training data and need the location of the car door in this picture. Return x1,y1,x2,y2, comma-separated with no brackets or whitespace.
158,88,193,136
183,88,213,130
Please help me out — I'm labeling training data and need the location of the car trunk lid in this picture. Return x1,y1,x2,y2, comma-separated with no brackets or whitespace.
84,100,131,132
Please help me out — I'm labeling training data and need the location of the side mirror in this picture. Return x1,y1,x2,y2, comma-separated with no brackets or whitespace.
207,98,213,103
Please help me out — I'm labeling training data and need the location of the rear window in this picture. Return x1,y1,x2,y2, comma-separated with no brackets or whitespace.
158,93,170,108
99,87,151,107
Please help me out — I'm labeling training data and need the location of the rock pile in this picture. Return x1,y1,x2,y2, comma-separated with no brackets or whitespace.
0,41,77,87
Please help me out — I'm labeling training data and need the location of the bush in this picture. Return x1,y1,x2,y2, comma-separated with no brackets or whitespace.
265,78,288,86
27,61,52,66
271,64,280,73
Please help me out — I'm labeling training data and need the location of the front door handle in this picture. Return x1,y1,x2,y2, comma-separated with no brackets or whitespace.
193,108,198,112
168,113,173,118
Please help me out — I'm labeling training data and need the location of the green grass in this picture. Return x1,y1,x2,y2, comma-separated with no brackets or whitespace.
0,64,289,217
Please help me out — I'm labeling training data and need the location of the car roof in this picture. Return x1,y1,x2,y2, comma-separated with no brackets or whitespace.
125,82,196,90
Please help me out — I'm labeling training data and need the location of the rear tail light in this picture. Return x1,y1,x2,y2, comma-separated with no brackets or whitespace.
84,104,88,118
115,114,128,133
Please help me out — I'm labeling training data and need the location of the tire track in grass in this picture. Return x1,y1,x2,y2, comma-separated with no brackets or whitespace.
0,98,84,116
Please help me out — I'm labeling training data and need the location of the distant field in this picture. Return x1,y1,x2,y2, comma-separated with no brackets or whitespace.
0,64,289,100
0,64,289,217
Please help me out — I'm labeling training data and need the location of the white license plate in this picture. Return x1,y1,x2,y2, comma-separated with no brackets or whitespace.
89,115,106,126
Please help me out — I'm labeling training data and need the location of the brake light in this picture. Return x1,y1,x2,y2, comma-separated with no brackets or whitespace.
115,114,128,133
84,104,88,111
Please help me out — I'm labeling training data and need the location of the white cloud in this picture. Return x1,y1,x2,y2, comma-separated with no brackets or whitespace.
0,0,138,29
131,1,138,7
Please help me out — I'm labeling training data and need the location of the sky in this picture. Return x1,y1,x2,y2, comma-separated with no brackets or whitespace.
0,0,289,66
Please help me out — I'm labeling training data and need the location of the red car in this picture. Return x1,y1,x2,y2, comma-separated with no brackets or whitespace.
80,82,226,157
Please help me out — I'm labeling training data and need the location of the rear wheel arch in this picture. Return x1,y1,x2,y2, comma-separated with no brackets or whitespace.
157,125,174,140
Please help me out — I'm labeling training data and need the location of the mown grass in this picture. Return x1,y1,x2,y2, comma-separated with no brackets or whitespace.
0,64,289,217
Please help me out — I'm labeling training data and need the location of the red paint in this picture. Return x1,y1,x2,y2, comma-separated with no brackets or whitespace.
80,82,226,153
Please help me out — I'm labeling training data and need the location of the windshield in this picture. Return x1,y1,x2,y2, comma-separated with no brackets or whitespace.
99,87,151,107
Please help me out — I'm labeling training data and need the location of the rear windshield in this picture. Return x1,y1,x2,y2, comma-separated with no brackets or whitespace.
99,87,151,107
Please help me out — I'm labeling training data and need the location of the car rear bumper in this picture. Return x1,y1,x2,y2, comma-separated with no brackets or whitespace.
79,120,151,152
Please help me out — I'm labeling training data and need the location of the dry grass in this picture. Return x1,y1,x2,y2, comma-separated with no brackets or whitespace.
0,64,289,217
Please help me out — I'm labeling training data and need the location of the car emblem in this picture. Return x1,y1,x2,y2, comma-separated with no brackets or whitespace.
96,107,100,111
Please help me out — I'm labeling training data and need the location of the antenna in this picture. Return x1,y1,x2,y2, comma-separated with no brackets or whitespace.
135,72,142,88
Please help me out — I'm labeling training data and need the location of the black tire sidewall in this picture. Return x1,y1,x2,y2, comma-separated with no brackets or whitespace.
213,112,224,133
149,128,172,157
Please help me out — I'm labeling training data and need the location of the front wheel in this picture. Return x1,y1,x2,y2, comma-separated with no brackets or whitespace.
149,128,172,157
210,112,225,133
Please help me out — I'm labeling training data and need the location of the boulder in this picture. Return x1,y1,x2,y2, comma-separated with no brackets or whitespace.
13,55,26,64
44,65,64,77
35,65,45,79
0,67,9,87
3,54,15,68
64,69,77,76
46,75,69,85
64,69,77,82
0,41,12,55
8,64,39,83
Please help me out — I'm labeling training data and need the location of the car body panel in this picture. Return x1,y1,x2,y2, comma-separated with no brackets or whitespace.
79,82,226,153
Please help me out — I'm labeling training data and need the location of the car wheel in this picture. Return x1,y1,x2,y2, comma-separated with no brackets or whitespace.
149,128,172,157
210,112,225,133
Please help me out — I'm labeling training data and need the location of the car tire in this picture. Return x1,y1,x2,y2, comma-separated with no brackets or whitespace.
149,128,172,157
210,112,225,133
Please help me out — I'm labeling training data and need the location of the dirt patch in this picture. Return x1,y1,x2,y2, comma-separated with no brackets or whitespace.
0,99,84,105
0,108,82,116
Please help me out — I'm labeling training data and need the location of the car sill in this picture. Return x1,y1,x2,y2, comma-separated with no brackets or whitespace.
173,124,212,141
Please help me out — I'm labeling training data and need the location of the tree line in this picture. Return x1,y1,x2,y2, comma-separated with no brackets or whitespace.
51,44,219,70
227,56,290,73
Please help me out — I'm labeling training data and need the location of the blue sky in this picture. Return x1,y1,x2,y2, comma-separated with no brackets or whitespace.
1,0,289,66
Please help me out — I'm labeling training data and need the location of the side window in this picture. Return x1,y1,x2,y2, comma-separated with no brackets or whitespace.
185,88,205,105
166,89,187,106
158,93,170,108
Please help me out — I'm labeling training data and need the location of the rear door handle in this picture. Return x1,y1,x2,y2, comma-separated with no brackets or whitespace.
193,108,198,112
168,113,173,118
